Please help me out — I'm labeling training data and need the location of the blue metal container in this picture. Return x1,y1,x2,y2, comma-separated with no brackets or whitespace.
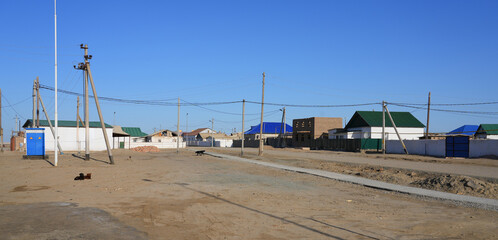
26,128,45,156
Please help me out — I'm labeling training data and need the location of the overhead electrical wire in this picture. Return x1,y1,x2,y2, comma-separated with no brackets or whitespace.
388,103,498,115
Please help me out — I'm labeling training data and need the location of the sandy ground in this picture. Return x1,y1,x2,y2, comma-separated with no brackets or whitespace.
0,149,497,239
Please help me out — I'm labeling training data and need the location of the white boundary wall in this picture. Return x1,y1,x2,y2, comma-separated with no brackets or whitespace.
470,140,498,158
129,141,186,149
386,139,445,157
41,126,113,151
187,139,233,147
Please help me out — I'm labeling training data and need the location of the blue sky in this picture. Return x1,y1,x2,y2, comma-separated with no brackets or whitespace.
1,0,497,135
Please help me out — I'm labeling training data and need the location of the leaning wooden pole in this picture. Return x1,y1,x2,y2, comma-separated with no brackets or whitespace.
258,72,265,156
86,62,114,164
384,104,409,154
38,93,64,154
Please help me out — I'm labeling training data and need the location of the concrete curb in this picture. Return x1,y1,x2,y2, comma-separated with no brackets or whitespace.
206,152,498,211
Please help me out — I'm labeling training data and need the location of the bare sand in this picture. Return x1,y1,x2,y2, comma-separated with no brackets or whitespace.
0,149,497,239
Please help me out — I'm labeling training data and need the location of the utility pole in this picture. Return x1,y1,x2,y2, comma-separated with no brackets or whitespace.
76,96,80,154
241,99,245,156
32,79,36,127
211,118,214,147
283,107,286,147
186,112,188,147
426,92,431,139
385,104,409,154
84,46,90,161
36,78,40,127
382,101,385,154
0,88,3,152
258,72,265,156
177,97,180,153
15,115,18,135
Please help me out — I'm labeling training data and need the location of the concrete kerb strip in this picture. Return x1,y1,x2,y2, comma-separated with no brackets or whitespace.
205,151,498,211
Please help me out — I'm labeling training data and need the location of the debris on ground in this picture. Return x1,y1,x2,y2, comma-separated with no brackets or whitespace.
412,175,497,196
74,173,92,181
131,146,160,153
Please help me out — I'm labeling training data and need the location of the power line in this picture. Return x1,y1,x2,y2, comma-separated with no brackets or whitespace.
388,103,498,115
245,100,379,108
390,101,498,106
1,95,25,119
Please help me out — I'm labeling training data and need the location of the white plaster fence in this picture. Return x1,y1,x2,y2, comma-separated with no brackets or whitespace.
187,140,233,147
128,141,186,149
386,139,498,158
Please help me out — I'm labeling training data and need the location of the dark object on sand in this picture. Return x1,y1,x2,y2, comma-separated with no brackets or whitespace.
74,173,92,180
196,150,205,156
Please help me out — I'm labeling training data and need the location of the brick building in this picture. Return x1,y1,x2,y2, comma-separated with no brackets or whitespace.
293,117,342,147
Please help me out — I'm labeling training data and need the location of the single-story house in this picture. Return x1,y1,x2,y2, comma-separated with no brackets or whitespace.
113,126,130,149
244,122,293,141
447,125,479,136
23,119,113,151
329,111,425,140
183,128,215,143
121,127,148,143
475,124,498,139
146,129,182,143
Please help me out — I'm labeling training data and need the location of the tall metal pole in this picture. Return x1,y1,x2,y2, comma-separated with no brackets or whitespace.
426,92,431,139
76,96,80,154
258,72,265,156
54,0,58,166
382,101,385,154
0,88,2,152
241,99,245,156
177,97,180,153
385,104,409,154
32,79,36,128
86,61,114,164
84,45,90,161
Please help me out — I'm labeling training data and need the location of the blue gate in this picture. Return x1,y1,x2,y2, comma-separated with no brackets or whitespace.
445,136,469,158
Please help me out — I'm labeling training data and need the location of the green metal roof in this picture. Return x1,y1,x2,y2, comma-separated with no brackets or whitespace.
345,111,425,129
476,124,498,135
121,127,148,137
23,119,112,128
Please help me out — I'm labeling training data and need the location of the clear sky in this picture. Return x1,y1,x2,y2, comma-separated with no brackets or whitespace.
1,0,497,136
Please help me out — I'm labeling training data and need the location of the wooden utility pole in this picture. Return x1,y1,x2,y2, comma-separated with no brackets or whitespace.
84,45,90,161
186,112,188,147
258,72,265,156
85,49,114,164
382,101,385,154
241,99,245,156
76,96,80,154
282,107,286,147
177,97,180,153
36,78,40,127
0,88,2,152
385,104,409,154
211,118,214,147
426,92,431,139
32,79,36,127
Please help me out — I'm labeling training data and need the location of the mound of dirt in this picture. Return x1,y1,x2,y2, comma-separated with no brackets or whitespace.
132,146,160,153
412,175,498,196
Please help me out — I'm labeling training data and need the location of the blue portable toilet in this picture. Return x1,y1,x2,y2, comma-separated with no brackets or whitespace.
26,128,45,156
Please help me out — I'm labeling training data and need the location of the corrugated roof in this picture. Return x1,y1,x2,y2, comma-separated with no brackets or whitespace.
244,122,293,134
345,111,425,129
183,128,209,136
448,125,478,136
121,127,148,137
113,126,130,136
23,119,112,128
477,124,498,135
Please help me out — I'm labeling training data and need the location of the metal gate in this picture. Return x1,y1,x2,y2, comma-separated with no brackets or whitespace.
445,136,469,158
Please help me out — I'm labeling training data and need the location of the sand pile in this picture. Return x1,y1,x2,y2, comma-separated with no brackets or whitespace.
131,146,160,153
412,175,498,196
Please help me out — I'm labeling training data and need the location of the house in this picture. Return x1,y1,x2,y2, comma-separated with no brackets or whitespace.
22,119,113,151
183,128,215,144
293,117,342,147
329,111,425,140
146,129,181,143
475,124,498,139
244,122,293,141
113,126,130,149
447,125,479,136
121,127,148,143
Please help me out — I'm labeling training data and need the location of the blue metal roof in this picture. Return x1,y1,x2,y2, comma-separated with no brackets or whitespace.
448,125,478,135
245,122,293,134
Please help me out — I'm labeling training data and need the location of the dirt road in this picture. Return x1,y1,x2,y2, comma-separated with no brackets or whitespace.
0,150,497,239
